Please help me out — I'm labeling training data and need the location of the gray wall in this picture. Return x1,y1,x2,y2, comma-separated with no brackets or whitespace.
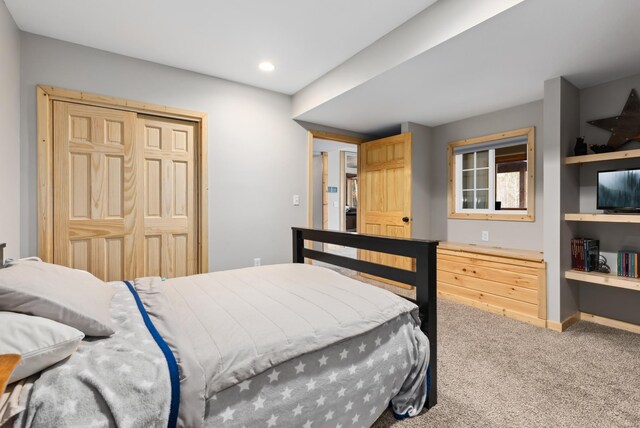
19,33,308,271
401,122,432,240
576,73,640,324
429,100,544,250
542,77,581,323
0,1,21,259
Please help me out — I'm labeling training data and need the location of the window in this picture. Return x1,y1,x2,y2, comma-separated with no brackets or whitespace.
448,127,535,221
460,150,490,210
495,145,528,210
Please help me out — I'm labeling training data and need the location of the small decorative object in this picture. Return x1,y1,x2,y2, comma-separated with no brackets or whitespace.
573,137,587,155
589,144,615,154
596,255,611,274
587,89,640,149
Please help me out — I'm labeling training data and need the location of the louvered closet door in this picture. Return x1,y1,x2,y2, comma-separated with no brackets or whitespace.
137,116,197,278
53,101,137,281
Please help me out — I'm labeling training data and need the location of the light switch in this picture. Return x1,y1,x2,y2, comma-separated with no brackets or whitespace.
333,201,339,208
292,194,300,206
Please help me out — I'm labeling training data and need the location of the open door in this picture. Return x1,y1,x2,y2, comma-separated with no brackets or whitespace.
359,132,413,288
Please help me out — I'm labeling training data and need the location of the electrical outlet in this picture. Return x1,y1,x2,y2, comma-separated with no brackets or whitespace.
292,194,300,206
254,258,261,267
481,231,489,242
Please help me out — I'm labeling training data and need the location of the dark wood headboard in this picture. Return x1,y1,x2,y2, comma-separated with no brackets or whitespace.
292,227,438,409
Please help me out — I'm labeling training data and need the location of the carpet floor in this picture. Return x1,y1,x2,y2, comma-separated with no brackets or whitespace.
319,264,640,427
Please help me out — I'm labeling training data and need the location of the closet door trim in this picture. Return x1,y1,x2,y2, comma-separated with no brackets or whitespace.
37,85,209,273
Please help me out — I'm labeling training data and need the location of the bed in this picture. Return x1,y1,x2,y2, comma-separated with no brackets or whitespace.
0,228,438,427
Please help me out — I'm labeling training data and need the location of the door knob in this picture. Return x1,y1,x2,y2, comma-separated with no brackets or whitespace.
402,216,410,223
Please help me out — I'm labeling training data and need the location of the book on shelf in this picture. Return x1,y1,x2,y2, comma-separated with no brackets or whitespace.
570,238,599,272
617,250,639,278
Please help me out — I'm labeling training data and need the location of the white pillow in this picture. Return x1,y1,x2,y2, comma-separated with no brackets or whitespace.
0,259,115,336
0,312,84,383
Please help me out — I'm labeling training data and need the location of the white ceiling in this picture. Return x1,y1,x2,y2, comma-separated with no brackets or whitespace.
7,0,640,135
295,0,640,133
4,0,437,94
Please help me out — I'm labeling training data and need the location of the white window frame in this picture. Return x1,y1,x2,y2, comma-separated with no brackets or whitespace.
455,150,496,213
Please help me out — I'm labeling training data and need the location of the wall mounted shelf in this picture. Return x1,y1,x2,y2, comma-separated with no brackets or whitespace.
565,148,640,165
565,270,640,292
564,213,640,223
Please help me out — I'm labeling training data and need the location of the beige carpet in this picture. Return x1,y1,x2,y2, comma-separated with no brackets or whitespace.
317,264,640,427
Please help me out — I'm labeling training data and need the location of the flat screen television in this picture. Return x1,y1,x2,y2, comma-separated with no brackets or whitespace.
597,168,640,212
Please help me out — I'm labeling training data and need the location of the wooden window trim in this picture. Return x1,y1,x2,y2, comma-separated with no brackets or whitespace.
447,127,535,222
37,85,209,272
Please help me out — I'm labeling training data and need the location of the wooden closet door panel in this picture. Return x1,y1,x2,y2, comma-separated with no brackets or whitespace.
137,116,197,279
359,133,413,288
53,101,137,281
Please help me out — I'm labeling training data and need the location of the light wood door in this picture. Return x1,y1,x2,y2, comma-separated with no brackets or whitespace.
137,116,197,278
53,101,137,281
359,133,413,286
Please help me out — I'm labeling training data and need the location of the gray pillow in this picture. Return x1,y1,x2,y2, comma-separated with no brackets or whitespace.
0,260,115,336
0,312,85,383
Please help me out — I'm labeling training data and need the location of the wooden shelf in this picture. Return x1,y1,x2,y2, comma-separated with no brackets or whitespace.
565,270,640,292
565,148,640,165
564,213,640,223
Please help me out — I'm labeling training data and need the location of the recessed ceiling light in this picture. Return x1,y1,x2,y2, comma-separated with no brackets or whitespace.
259,61,275,72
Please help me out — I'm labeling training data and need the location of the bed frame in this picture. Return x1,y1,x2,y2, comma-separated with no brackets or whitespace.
292,227,438,409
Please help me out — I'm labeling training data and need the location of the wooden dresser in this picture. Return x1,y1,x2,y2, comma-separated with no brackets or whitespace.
437,242,547,328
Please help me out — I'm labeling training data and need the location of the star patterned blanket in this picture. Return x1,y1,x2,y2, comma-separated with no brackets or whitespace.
14,283,172,428
208,312,428,427
14,263,429,427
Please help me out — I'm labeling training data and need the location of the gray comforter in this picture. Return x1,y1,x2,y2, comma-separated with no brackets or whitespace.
140,264,429,427
16,264,429,427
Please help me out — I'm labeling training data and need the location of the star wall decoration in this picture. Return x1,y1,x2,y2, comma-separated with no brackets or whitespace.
588,89,640,149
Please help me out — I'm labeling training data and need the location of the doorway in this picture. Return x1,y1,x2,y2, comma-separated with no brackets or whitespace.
306,130,415,290
311,138,359,258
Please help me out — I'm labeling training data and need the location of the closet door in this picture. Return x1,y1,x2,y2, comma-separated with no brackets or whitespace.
53,101,138,281
137,116,197,278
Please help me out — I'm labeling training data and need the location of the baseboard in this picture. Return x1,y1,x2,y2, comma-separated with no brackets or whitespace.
547,312,580,332
580,312,640,334
548,312,640,334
